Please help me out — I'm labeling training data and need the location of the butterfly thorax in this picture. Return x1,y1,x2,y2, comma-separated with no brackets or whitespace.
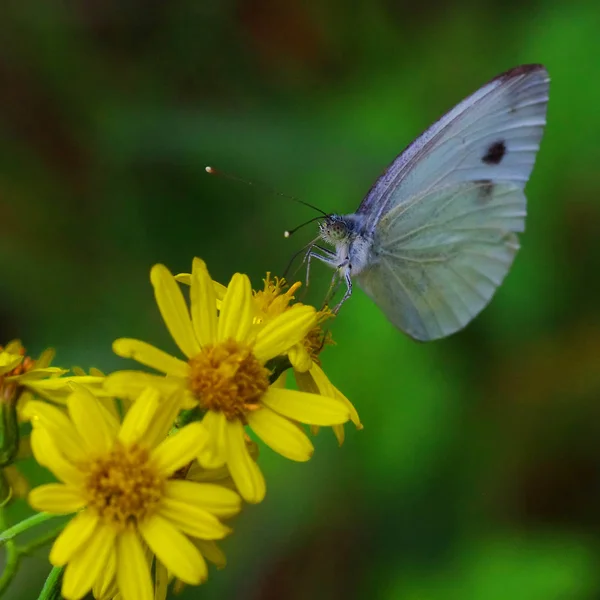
318,214,374,275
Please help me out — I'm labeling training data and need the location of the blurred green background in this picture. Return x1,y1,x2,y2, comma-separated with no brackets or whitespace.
2,1,600,598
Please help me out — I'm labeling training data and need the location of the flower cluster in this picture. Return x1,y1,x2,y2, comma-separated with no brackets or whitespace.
0,258,361,600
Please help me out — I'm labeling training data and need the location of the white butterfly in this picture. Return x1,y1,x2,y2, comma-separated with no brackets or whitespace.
308,64,549,341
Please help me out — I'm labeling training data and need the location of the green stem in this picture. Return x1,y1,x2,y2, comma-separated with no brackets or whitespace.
37,566,64,600
0,507,19,595
0,537,20,595
19,522,66,556
0,512,57,545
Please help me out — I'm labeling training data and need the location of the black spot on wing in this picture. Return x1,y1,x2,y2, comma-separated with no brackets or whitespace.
482,140,506,165
474,179,494,204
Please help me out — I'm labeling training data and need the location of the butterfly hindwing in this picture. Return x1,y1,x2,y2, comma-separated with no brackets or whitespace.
357,181,525,340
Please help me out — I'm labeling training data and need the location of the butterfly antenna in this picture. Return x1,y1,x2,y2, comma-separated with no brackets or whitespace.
205,166,328,216
283,215,324,238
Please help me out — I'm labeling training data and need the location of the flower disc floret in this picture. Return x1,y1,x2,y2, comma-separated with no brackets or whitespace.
188,339,269,420
84,442,163,529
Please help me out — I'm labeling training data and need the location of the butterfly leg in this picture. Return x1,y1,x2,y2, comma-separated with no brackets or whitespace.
305,245,337,289
332,264,352,314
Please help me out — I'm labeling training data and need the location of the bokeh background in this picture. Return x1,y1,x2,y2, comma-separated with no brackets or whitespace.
2,1,600,598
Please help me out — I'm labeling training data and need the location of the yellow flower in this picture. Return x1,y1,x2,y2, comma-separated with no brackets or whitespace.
177,272,362,443
106,258,351,503
26,386,241,600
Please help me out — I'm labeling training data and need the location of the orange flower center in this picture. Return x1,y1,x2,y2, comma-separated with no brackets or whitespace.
188,339,270,420
83,442,163,529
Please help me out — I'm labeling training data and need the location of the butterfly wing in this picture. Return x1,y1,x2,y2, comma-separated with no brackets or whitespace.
354,65,549,340
357,64,549,230
357,181,525,340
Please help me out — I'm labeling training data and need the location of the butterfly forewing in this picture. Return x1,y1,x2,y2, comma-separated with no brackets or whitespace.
357,65,549,230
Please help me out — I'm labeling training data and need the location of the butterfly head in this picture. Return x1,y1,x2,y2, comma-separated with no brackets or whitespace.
319,215,352,245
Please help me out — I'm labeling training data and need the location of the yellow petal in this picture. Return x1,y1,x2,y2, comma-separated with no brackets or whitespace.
195,539,226,568
139,515,208,585
197,411,227,469
253,306,316,363
118,387,160,445
14,367,66,381
309,363,362,428
4,340,23,354
30,428,83,487
174,273,191,284
158,497,231,539
97,397,121,428
104,371,184,400
176,273,227,300
150,264,201,359
67,388,115,455
217,273,254,343
186,460,232,483
224,419,266,504
30,349,58,370
295,368,356,443
0,350,22,374
24,401,87,463
261,388,349,425
294,369,318,394
92,541,118,600
117,530,153,600
151,422,208,476
113,339,190,378
174,272,191,285
50,511,99,566
190,257,218,347
165,480,241,519
332,424,345,446
62,524,116,600
28,483,86,514
288,343,312,373
143,391,185,449
181,389,197,409
26,376,108,404
248,406,313,461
